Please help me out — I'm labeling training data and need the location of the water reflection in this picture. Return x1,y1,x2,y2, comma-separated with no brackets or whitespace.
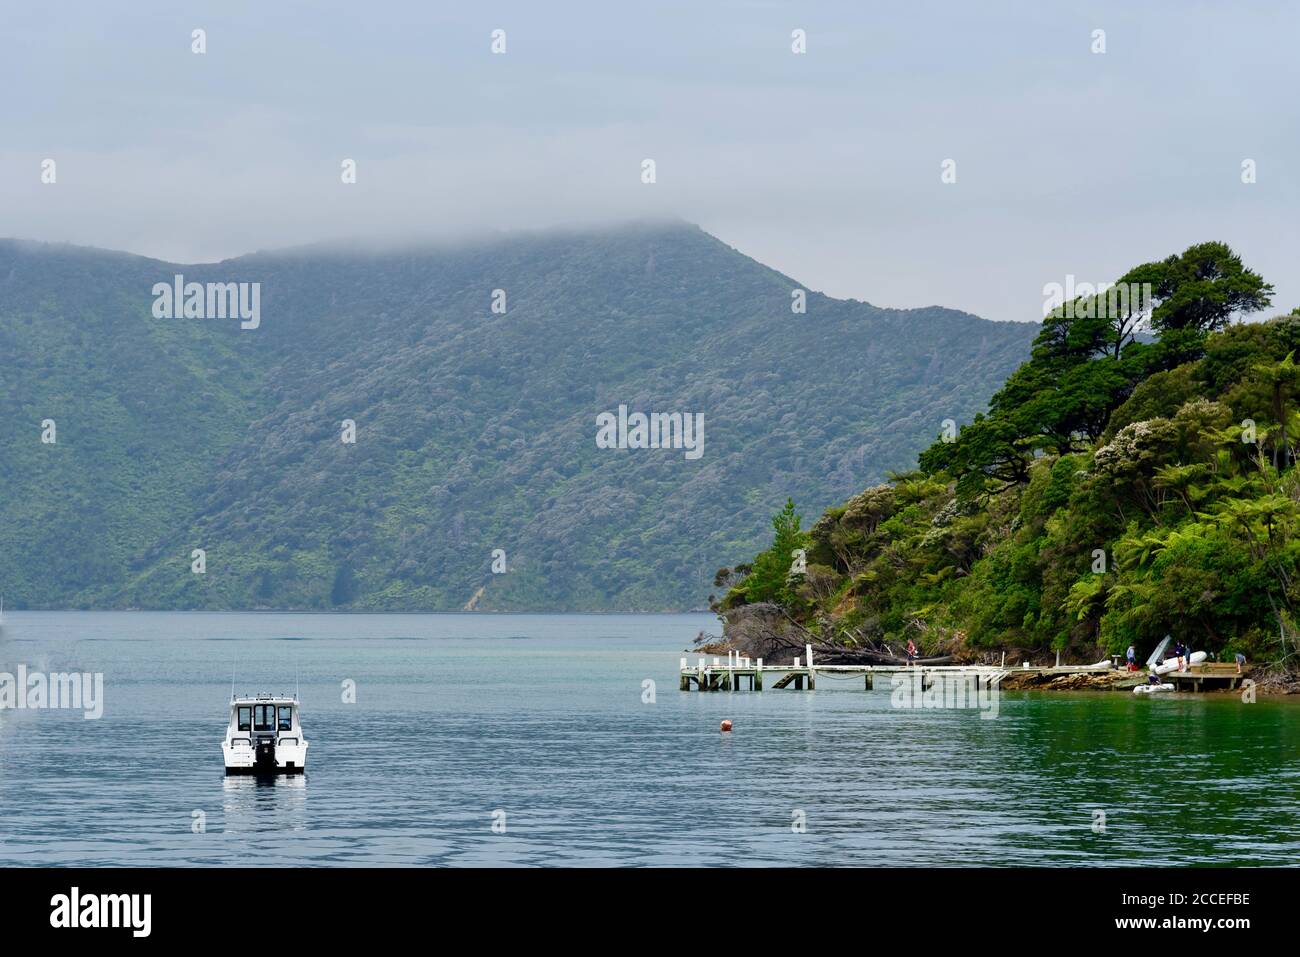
222,774,307,833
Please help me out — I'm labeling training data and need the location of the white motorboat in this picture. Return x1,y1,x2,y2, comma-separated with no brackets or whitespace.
222,693,308,774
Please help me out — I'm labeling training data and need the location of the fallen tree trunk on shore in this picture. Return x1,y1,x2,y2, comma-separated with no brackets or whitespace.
812,649,955,665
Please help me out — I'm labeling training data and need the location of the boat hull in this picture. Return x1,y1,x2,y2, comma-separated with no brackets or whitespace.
1153,651,1207,675
224,765,306,776
222,740,308,775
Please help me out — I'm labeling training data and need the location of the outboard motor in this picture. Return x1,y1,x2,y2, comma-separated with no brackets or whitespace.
254,734,277,770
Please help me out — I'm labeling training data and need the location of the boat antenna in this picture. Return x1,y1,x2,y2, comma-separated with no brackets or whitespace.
231,661,236,702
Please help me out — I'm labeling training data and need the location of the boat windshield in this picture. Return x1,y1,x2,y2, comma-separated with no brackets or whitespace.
233,702,295,733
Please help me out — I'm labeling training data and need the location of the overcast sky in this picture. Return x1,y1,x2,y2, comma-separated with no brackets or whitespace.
2,1,1296,323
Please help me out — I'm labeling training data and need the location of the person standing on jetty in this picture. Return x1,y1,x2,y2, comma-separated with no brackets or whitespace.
1126,645,1137,671
1172,640,1187,672
906,638,918,666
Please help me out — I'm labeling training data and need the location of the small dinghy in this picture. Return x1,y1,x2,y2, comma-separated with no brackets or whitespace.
1134,682,1175,694
222,693,308,774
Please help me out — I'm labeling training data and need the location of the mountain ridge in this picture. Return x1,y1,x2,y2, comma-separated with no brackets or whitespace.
0,222,1038,611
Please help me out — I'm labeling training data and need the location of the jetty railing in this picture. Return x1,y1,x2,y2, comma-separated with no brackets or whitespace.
679,643,1011,692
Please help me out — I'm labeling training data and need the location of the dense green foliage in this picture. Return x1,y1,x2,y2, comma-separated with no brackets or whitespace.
724,242,1300,668
728,498,806,607
0,224,1035,611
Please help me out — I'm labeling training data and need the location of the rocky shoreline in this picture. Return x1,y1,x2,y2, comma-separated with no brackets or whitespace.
701,603,1293,694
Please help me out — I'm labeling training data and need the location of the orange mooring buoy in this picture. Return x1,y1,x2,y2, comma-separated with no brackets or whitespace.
720,719,733,732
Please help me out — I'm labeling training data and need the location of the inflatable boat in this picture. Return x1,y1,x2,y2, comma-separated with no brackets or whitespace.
1133,682,1175,694
1153,651,1206,675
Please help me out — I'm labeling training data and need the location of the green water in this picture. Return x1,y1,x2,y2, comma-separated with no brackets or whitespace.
966,689,1300,866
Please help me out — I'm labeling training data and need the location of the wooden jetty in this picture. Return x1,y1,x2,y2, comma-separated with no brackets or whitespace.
1165,662,1246,692
680,644,1012,692
681,645,1249,694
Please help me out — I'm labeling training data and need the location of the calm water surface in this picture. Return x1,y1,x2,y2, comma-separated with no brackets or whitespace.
0,611,1296,866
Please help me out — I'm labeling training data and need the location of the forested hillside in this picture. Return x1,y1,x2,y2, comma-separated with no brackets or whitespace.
0,223,1036,611
720,242,1300,671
